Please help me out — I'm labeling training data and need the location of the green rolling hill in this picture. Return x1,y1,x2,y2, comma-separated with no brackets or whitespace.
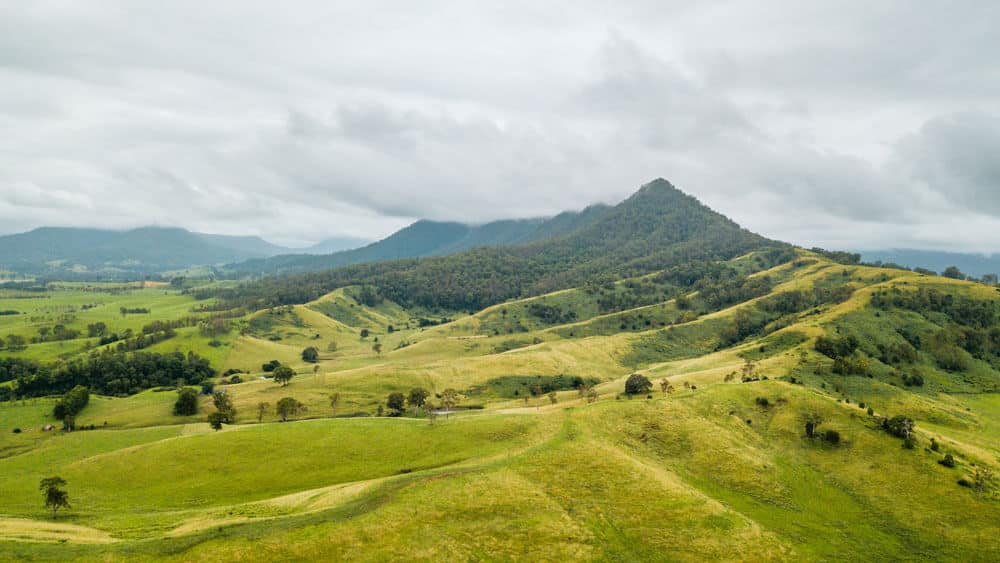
0,180,997,561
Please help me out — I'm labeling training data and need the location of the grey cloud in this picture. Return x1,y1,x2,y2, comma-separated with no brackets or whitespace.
896,112,1000,214
0,2,998,252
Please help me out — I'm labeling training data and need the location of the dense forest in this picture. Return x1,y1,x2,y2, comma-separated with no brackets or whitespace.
3,350,216,398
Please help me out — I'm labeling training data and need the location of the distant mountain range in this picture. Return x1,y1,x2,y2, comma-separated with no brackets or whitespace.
6,188,998,285
227,205,611,276
0,227,372,279
861,249,1000,278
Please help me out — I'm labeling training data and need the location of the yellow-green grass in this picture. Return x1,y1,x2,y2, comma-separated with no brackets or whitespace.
3,253,1000,559
0,414,542,539
0,286,231,365
0,398,62,457
5,382,995,560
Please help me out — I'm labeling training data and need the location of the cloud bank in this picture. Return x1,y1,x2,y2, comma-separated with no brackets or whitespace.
0,1,998,250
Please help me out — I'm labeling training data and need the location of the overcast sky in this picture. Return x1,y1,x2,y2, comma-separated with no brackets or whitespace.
1,1,998,250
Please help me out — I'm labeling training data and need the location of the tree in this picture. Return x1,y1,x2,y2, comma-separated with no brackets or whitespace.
372,342,383,356
624,374,652,397
53,385,90,420
386,392,405,415
659,378,670,395
276,397,305,422
586,388,599,403
272,366,295,387
884,415,915,439
262,360,281,372
301,346,319,363
972,466,994,500
360,328,370,339
211,390,236,423
327,341,338,352
408,388,429,416
39,477,70,520
441,388,459,417
802,412,824,438
256,401,270,423
173,388,199,416
6,334,26,351
547,391,558,405
207,411,226,431
942,266,965,280
329,392,341,415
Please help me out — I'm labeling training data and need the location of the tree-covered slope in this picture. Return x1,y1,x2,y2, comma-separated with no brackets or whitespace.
227,204,611,276
205,179,784,311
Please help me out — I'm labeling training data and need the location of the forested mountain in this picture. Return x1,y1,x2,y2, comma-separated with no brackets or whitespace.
0,227,291,278
300,236,373,255
203,179,785,311
862,249,1000,279
226,205,610,276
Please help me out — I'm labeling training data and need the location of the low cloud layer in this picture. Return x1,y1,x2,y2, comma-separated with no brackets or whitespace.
0,1,998,250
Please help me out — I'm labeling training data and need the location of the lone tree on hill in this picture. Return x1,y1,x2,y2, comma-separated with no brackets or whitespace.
39,477,70,520
624,374,652,397
802,412,824,438
173,387,199,416
942,266,965,280
276,397,306,422
256,401,270,423
884,415,915,439
408,388,429,416
386,392,405,415
301,346,319,363
208,390,236,430
272,366,295,387
208,411,226,431
441,388,459,417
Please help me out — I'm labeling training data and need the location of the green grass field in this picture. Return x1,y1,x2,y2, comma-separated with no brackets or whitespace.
1,253,998,560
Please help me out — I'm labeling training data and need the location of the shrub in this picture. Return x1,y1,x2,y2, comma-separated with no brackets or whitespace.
884,415,915,439
301,346,319,363
201,382,215,395
173,388,199,416
867,407,874,416
939,454,956,468
930,438,940,452
822,430,841,444
755,397,770,408
902,437,917,449
12,428,21,434
958,478,972,488
624,374,652,396
262,360,281,372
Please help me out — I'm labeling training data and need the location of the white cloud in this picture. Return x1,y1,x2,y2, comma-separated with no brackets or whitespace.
0,1,998,252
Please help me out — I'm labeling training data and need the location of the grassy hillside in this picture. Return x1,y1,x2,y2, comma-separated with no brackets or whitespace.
1,249,998,560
